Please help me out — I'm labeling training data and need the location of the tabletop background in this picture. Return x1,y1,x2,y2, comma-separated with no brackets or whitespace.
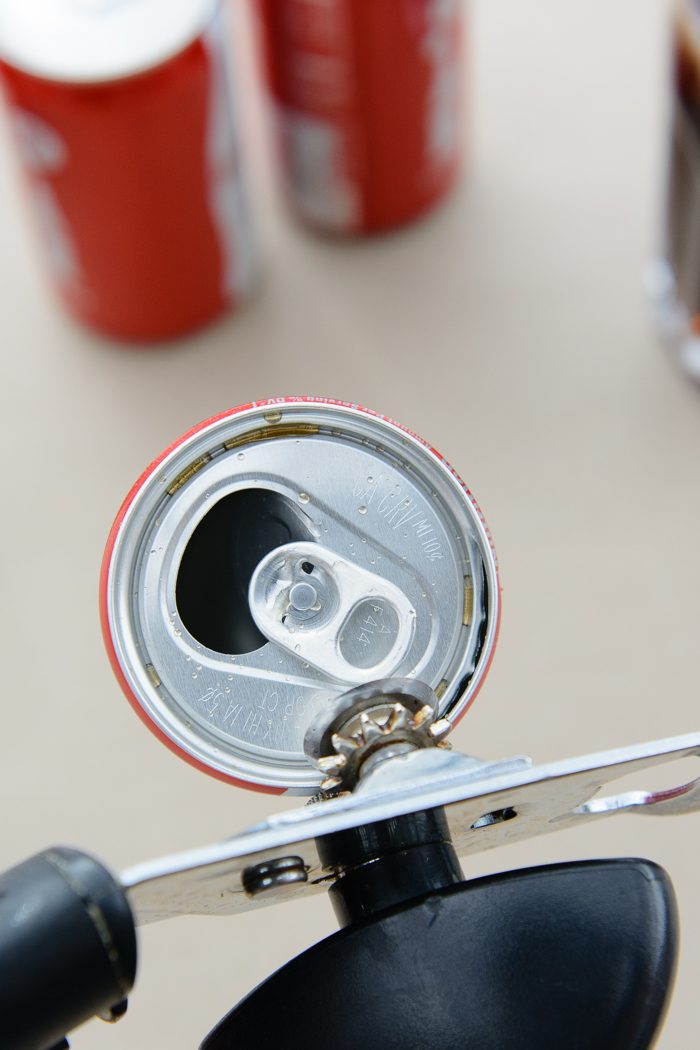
1,1,699,1047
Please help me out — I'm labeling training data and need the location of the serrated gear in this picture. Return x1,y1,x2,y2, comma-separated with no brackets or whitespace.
304,678,452,795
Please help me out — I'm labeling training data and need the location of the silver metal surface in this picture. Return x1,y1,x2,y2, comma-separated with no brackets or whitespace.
249,542,416,683
304,677,450,793
122,731,700,925
304,678,441,764
0,0,219,83
241,856,308,897
105,401,499,791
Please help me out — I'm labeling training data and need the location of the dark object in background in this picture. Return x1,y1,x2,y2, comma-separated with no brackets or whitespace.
255,0,463,234
0,0,256,343
651,1,700,378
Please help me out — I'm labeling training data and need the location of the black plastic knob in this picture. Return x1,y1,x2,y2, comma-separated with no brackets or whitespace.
202,858,677,1050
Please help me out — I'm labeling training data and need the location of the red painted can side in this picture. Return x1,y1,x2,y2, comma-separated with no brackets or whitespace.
255,0,463,233
0,13,256,341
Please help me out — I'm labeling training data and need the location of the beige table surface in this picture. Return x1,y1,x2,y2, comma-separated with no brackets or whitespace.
1,1,699,1047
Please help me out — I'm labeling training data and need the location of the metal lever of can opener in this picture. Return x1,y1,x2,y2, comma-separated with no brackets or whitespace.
2,678,699,1050
122,681,700,925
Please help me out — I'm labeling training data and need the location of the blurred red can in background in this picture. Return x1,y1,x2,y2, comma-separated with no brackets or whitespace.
255,0,464,234
0,0,256,342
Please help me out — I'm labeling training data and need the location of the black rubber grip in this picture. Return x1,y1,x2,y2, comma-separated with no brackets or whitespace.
0,847,137,1050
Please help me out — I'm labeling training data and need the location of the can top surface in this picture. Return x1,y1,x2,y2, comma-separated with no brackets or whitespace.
0,0,219,83
102,399,500,794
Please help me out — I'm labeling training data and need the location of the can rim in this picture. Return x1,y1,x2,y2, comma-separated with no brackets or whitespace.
0,0,220,85
100,397,501,793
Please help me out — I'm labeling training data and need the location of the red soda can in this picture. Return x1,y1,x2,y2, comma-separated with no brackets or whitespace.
255,0,463,234
0,0,256,342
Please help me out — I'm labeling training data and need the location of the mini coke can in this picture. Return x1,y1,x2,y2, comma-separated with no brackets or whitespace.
0,0,256,342
254,0,463,234
100,397,500,794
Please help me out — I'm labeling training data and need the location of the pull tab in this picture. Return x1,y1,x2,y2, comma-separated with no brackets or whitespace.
248,542,416,684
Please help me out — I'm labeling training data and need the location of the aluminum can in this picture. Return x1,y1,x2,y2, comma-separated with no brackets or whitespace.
649,0,700,378
0,0,256,342
254,0,463,234
101,397,501,794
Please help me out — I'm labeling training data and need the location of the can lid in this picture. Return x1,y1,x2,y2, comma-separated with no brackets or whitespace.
0,0,219,84
102,399,500,794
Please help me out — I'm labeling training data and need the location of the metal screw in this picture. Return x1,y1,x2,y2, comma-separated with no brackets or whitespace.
242,856,308,896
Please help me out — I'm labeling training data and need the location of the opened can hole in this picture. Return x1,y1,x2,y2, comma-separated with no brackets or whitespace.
301,561,314,574
176,488,312,655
